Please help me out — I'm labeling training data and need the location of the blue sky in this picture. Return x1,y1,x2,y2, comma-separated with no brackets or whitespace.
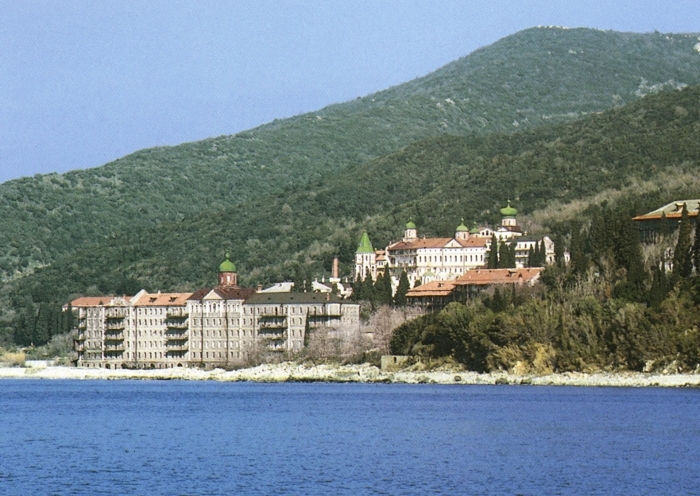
1,0,698,184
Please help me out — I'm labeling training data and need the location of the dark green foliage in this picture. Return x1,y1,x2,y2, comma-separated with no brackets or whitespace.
693,219,700,274
570,223,587,275
374,271,393,306
5,35,700,346
3,28,699,287
553,234,565,268
394,270,410,307
673,203,693,280
487,234,499,269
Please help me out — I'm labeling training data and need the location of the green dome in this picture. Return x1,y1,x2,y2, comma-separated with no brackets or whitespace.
219,253,237,273
456,218,469,232
469,223,480,234
356,231,374,254
500,201,517,217
406,218,416,229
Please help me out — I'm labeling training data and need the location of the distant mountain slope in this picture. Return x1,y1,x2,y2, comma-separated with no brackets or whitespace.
1,27,700,282
9,84,700,314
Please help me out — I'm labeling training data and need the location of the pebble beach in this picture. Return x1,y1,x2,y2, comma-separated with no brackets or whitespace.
2,362,700,387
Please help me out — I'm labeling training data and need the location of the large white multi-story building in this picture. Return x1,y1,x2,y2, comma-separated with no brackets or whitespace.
71,256,360,369
355,203,556,288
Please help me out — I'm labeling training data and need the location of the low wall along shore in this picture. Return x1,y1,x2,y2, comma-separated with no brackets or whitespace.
1,362,700,387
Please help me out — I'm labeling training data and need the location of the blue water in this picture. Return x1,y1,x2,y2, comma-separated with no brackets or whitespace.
1,381,699,495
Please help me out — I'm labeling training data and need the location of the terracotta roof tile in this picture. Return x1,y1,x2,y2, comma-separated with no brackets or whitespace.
454,268,542,286
133,292,193,306
406,280,458,298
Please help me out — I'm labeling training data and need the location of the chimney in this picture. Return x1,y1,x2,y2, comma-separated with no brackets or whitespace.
332,257,339,279
257,284,263,292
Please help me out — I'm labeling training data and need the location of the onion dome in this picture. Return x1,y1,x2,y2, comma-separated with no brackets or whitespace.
406,218,416,229
470,223,480,234
356,231,374,254
456,219,469,232
219,253,237,273
500,201,517,217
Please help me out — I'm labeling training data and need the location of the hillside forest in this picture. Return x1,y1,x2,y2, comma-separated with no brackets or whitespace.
2,28,700,372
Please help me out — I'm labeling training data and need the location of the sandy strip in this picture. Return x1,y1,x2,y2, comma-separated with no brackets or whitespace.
1,363,700,387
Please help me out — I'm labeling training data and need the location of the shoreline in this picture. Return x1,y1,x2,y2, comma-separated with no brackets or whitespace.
1,362,700,387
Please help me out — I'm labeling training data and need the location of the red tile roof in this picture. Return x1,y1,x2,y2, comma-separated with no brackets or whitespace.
133,292,193,306
454,268,542,286
389,238,454,250
70,296,117,307
406,280,458,298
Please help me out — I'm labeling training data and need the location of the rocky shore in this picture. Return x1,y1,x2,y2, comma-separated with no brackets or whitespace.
1,362,700,387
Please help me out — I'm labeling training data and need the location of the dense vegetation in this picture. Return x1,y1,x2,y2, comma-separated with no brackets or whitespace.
1,27,699,283
3,28,700,355
390,205,700,374
3,84,700,349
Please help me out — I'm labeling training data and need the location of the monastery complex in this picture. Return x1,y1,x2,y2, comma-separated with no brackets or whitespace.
355,202,556,289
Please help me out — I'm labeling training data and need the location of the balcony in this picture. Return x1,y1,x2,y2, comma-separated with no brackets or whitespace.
105,308,129,320
166,332,189,342
104,332,125,341
166,343,189,352
261,332,287,343
106,322,125,330
259,318,287,330
166,308,189,318
166,321,189,330
104,344,125,353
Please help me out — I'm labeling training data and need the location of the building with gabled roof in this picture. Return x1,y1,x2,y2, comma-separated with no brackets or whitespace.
633,200,700,243
356,204,555,292
72,255,359,370
406,268,542,310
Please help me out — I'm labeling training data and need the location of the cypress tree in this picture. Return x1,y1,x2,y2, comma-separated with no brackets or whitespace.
498,241,508,268
673,203,693,279
570,223,587,275
303,310,311,347
413,278,422,288
487,234,498,269
693,219,700,275
539,240,547,266
527,246,534,268
13,304,35,347
34,303,51,346
374,271,392,305
394,270,410,307
554,233,565,268
660,211,671,239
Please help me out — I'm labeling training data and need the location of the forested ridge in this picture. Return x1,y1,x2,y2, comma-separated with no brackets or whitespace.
1,27,700,283
3,27,700,352
4,84,700,349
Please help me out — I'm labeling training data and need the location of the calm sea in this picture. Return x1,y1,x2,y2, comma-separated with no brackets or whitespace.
1,380,699,495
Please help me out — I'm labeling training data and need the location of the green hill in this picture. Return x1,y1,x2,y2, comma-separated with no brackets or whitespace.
7,84,700,326
2,27,700,283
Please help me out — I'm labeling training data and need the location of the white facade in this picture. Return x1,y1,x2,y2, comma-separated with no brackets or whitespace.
73,289,360,369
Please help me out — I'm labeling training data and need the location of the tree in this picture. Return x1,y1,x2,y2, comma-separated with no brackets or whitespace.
374,270,393,306
673,203,692,280
693,218,700,275
527,246,534,268
487,234,498,269
570,223,587,275
554,233,565,268
660,211,671,239
394,270,410,307
13,303,35,347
